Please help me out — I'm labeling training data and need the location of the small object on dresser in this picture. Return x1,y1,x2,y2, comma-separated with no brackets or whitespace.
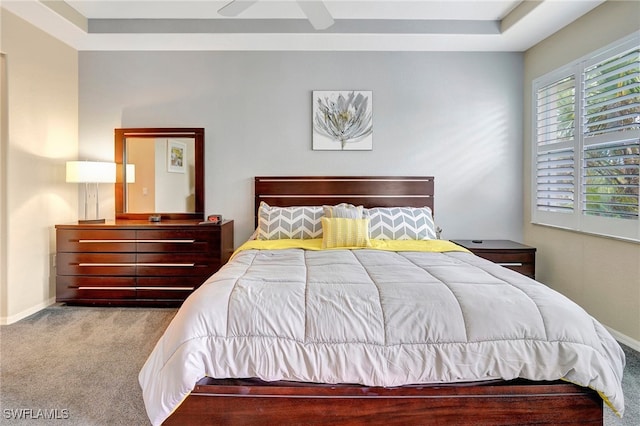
206,214,222,224
148,215,161,222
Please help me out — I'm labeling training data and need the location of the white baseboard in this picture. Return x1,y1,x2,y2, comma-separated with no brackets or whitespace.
606,326,640,353
0,297,56,325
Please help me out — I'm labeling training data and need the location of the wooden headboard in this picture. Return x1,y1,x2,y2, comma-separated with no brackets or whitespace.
255,176,434,225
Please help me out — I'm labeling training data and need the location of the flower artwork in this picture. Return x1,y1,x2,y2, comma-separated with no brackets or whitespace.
312,91,373,150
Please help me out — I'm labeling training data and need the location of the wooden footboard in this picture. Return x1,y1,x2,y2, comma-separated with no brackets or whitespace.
164,378,603,425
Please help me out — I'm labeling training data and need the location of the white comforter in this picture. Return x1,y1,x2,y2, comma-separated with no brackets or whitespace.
139,245,625,425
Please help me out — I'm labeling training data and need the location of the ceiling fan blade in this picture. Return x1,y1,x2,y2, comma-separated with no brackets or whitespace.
296,1,335,30
218,0,260,17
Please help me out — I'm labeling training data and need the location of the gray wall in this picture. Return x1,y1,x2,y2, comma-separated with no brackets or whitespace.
79,51,523,246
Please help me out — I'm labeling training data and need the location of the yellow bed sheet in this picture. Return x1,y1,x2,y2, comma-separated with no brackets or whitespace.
233,238,469,259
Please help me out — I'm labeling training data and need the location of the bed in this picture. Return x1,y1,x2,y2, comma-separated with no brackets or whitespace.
140,176,625,425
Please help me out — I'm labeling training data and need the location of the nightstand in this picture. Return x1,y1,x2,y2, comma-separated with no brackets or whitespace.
450,239,536,279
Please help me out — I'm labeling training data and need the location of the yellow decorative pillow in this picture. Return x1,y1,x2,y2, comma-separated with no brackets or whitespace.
321,217,372,249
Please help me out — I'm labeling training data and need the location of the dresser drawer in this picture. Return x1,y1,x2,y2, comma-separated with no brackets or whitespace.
137,264,217,277
136,229,214,239
57,229,136,253
137,276,206,288
136,288,195,301
138,285,197,300
137,240,214,253
136,229,219,253
137,252,214,265
56,276,137,301
476,252,535,265
65,287,137,301
136,276,208,300
57,253,136,276
136,253,218,276
501,263,536,278
450,240,537,280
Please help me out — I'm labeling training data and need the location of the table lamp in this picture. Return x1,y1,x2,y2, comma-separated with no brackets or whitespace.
66,161,116,223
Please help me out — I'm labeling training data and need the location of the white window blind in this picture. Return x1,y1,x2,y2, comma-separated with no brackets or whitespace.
582,139,639,219
584,47,640,138
536,76,576,146
535,75,576,214
532,33,640,241
536,147,575,213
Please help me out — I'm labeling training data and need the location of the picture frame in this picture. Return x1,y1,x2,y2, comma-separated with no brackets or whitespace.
167,140,186,173
312,90,373,151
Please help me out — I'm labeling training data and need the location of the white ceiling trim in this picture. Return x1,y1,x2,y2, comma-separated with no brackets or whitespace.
87,19,501,35
2,0,606,52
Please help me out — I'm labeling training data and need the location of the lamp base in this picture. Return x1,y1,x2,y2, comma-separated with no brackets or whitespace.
78,218,106,224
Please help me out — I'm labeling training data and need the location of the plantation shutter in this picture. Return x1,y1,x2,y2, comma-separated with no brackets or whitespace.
532,34,640,241
583,140,639,219
535,75,576,214
582,46,640,220
583,47,640,137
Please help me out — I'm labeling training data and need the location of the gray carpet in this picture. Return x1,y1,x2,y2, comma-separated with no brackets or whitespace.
0,305,638,425
0,306,176,425
607,341,640,426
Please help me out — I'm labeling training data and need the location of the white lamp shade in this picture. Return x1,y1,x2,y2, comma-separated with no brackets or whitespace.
66,161,116,184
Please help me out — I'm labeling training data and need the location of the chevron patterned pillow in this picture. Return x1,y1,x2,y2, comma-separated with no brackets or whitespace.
365,207,437,240
257,202,324,240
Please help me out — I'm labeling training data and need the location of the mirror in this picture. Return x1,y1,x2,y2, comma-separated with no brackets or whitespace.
115,128,204,220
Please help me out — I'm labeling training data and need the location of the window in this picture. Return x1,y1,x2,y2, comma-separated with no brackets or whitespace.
532,34,640,242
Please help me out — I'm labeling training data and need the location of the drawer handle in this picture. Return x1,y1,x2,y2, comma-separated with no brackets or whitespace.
137,240,196,243
137,287,195,291
79,239,137,243
497,262,524,267
137,263,196,267
78,239,196,243
77,286,193,291
78,263,136,267
78,263,195,267
78,287,136,290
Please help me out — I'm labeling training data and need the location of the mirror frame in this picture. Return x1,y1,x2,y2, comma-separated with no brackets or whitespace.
115,127,204,220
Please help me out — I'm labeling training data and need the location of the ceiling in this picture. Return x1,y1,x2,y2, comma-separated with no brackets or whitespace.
2,0,606,51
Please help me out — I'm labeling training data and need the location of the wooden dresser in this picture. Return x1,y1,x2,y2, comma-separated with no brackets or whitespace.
55,220,234,306
450,239,537,279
